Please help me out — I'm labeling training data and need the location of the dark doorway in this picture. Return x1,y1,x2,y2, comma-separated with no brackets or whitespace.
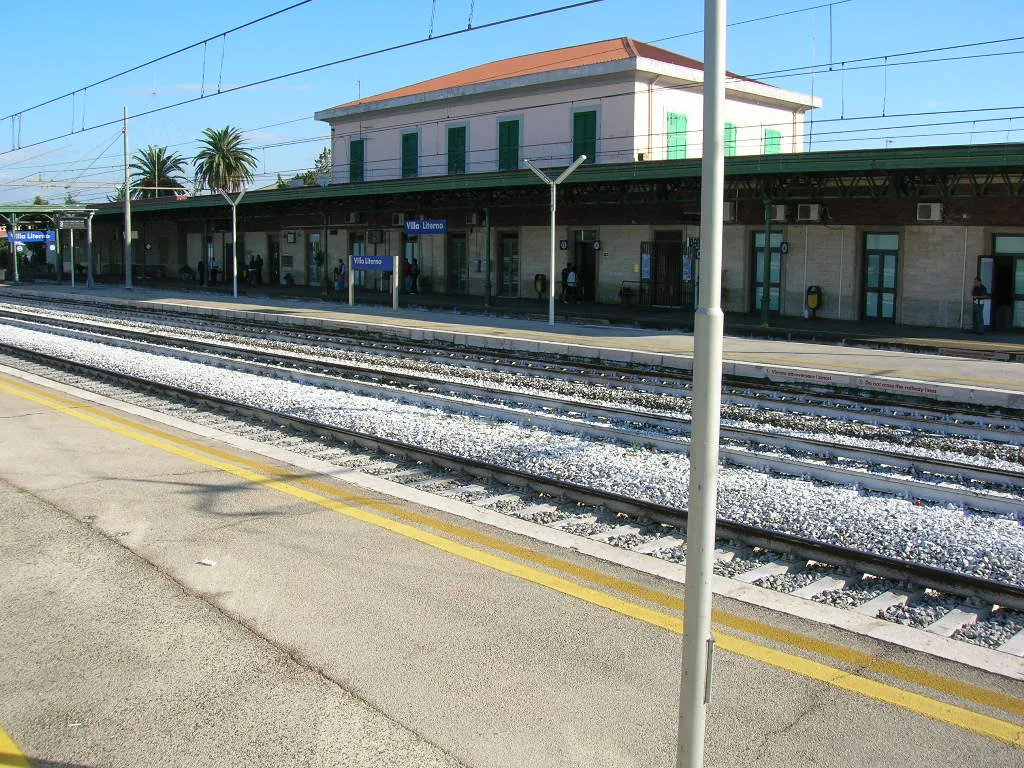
572,241,597,302
498,233,519,297
447,232,468,293
652,230,683,306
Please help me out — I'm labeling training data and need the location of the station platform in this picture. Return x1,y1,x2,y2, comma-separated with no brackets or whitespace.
1,363,1021,767
3,281,1023,409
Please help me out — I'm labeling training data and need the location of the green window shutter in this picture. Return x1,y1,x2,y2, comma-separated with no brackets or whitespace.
724,123,737,157
401,132,418,178
498,120,519,171
349,139,364,183
447,126,466,175
573,110,597,164
764,129,782,155
667,112,687,160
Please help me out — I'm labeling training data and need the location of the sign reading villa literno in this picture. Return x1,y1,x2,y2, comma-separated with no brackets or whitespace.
403,219,447,235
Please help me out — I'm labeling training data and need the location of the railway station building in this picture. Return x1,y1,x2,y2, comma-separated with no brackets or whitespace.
84,38,1024,331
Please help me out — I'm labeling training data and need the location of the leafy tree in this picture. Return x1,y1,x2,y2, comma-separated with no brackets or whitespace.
131,145,187,199
275,174,289,190
301,170,318,186
32,195,48,205
107,185,126,203
64,190,80,205
193,126,257,193
314,146,331,176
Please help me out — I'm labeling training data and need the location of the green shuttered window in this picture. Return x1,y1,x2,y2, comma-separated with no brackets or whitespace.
349,139,365,183
573,110,597,164
764,129,782,155
498,119,519,171
724,123,737,157
447,126,466,175
667,112,687,160
401,132,418,178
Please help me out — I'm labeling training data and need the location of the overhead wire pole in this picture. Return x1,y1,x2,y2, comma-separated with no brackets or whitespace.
677,0,726,766
123,106,133,289
524,154,586,326
219,188,247,298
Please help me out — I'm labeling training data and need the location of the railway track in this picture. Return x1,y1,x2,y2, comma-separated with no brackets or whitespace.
1,337,1023,662
2,310,1022,521
2,296,1021,438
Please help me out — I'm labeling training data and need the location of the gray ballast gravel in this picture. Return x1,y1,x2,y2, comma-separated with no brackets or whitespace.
5,324,1023,588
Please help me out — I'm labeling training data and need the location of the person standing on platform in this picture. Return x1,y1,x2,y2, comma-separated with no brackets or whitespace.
972,277,990,334
255,254,263,285
197,259,206,286
411,258,421,294
560,263,570,302
210,256,220,285
566,265,578,303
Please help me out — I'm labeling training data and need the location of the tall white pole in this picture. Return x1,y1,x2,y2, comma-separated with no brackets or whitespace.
525,155,586,327
86,212,95,288
219,189,246,298
549,183,556,325
123,106,133,288
677,0,726,766
70,228,76,288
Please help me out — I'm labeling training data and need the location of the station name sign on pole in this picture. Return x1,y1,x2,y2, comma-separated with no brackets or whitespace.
403,219,447,235
58,218,87,230
351,255,395,271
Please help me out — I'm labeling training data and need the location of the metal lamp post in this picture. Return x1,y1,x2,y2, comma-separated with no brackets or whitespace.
220,188,247,298
677,0,727,766
524,155,587,326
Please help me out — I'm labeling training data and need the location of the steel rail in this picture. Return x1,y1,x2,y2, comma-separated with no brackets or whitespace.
3,314,1022,518
2,342,1022,612
2,295,1022,432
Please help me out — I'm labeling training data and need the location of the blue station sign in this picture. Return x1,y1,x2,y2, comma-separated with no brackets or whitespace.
8,230,56,242
351,254,395,271
403,219,447,235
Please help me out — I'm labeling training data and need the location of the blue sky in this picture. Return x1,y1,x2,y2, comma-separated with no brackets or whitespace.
2,0,1022,205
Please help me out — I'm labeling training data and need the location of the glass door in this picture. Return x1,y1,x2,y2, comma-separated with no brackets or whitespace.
447,233,467,293
752,232,783,313
306,232,322,286
863,233,899,320
498,233,519,297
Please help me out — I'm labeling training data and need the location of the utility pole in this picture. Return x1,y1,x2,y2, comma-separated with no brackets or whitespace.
761,199,772,325
123,106,133,288
676,0,726,766
86,211,95,288
525,155,587,326
219,189,247,298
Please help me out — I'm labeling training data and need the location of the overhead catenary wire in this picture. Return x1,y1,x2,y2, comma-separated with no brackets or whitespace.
0,0,606,161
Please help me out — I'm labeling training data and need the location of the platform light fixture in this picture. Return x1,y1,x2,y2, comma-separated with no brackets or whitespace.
524,154,587,326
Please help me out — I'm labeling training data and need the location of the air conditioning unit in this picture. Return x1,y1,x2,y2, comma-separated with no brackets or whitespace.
770,204,787,223
391,212,406,226
796,203,821,222
466,212,481,226
344,212,361,225
722,201,736,223
917,202,943,222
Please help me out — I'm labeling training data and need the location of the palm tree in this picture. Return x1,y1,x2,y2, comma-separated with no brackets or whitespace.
130,145,187,199
192,126,257,193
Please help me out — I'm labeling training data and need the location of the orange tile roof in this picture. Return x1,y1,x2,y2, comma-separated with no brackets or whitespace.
324,37,722,113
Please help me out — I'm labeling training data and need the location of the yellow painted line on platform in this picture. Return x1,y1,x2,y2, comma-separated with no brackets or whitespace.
2,375,1023,749
0,726,32,768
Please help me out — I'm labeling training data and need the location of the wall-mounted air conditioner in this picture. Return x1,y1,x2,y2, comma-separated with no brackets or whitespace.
391,212,406,226
796,203,821,222
917,203,943,222
466,212,481,226
770,204,787,223
722,201,736,223
344,212,361,225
